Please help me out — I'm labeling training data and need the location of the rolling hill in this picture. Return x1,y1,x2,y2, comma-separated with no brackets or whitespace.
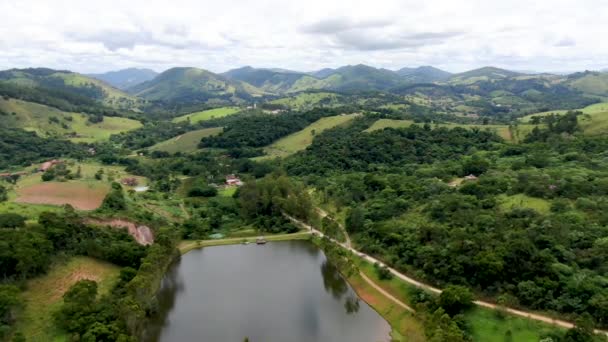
0,97,141,142
565,71,608,98
396,66,452,83
127,67,265,106
448,67,524,84
0,68,141,110
222,66,316,93
87,68,158,90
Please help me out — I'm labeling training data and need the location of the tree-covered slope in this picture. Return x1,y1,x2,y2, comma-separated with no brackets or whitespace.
0,68,141,110
128,67,265,106
87,68,158,90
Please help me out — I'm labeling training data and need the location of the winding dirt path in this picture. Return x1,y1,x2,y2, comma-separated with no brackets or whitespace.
315,207,352,247
285,212,608,335
360,272,415,313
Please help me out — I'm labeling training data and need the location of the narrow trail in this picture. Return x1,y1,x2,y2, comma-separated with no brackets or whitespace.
359,272,415,313
179,201,191,219
285,212,608,335
315,207,352,247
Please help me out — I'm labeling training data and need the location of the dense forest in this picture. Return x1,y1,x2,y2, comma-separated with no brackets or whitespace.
282,112,608,330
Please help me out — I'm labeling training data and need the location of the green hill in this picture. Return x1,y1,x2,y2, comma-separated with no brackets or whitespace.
257,114,358,159
0,97,141,143
87,68,158,90
521,102,608,135
222,66,314,93
448,67,524,84
396,66,452,83
149,127,223,153
0,68,141,110
565,71,608,98
128,67,265,106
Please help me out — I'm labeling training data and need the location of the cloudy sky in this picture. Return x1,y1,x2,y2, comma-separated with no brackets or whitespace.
0,0,606,74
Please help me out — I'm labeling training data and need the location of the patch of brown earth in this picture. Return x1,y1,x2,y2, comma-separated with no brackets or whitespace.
86,218,154,245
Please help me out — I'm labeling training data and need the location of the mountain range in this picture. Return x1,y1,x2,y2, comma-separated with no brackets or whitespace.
2,65,608,114
87,68,158,90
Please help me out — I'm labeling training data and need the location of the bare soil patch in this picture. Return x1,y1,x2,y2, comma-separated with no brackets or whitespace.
15,181,109,210
86,218,154,245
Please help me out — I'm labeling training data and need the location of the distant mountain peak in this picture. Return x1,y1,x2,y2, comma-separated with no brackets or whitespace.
88,68,158,90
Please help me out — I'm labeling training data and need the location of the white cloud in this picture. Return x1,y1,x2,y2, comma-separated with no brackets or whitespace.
0,0,605,73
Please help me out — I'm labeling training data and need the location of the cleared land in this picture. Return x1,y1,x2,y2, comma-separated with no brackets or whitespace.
498,194,551,215
521,102,608,135
15,181,110,210
149,127,223,153
172,107,240,124
365,119,537,143
15,257,120,341
270,92,340,109
0,98,142,142
258,114,358,159
5,161,145,213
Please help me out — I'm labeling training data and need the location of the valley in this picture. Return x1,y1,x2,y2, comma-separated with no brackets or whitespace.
1,62,608,342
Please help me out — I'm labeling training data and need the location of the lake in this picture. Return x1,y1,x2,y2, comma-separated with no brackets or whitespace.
146,240,392,342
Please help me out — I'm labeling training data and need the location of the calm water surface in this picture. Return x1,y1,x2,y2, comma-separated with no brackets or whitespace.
146,240,391,342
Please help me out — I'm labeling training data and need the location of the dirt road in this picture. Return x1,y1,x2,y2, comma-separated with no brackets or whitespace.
285,213,608,335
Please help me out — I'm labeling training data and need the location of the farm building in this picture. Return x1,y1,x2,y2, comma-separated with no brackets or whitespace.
464,174,478,181
121,177,139,186
38,160,62,172
225,174,243,186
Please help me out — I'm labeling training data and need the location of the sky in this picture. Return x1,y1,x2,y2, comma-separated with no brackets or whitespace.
0,0,606,74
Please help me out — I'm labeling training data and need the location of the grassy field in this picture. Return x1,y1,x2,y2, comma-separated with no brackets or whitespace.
365,119,537,143
466,307,561,342
520,102,608,135
218,186,237,197
270,92,340,110
498,194,551,214
172,107,241,124
15,256,121,342
15,182,110,210
149,127,223,153
0,98,142,142
257,114,358,159
365,119,414,132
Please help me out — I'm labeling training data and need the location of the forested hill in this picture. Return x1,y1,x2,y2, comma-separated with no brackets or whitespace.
0,68,141,110
87,68,158,90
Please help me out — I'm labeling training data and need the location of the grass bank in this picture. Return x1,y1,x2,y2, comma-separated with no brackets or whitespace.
178,231,312,254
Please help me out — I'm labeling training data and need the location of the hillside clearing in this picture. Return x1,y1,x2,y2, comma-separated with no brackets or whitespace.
15,257,120,342
0,98,142,142
365,119,537,142
257,114,358,160
15,181,110,210
172,106,241,123
520,102,608,135
149,127,223,153
498,194,551,214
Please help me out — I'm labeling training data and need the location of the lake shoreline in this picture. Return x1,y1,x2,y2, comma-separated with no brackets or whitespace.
177,231,418,341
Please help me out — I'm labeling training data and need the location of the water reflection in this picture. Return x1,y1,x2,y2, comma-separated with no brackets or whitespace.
320,260,348,300
144,257,185,340
344,296,360,314
147,241,390,342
